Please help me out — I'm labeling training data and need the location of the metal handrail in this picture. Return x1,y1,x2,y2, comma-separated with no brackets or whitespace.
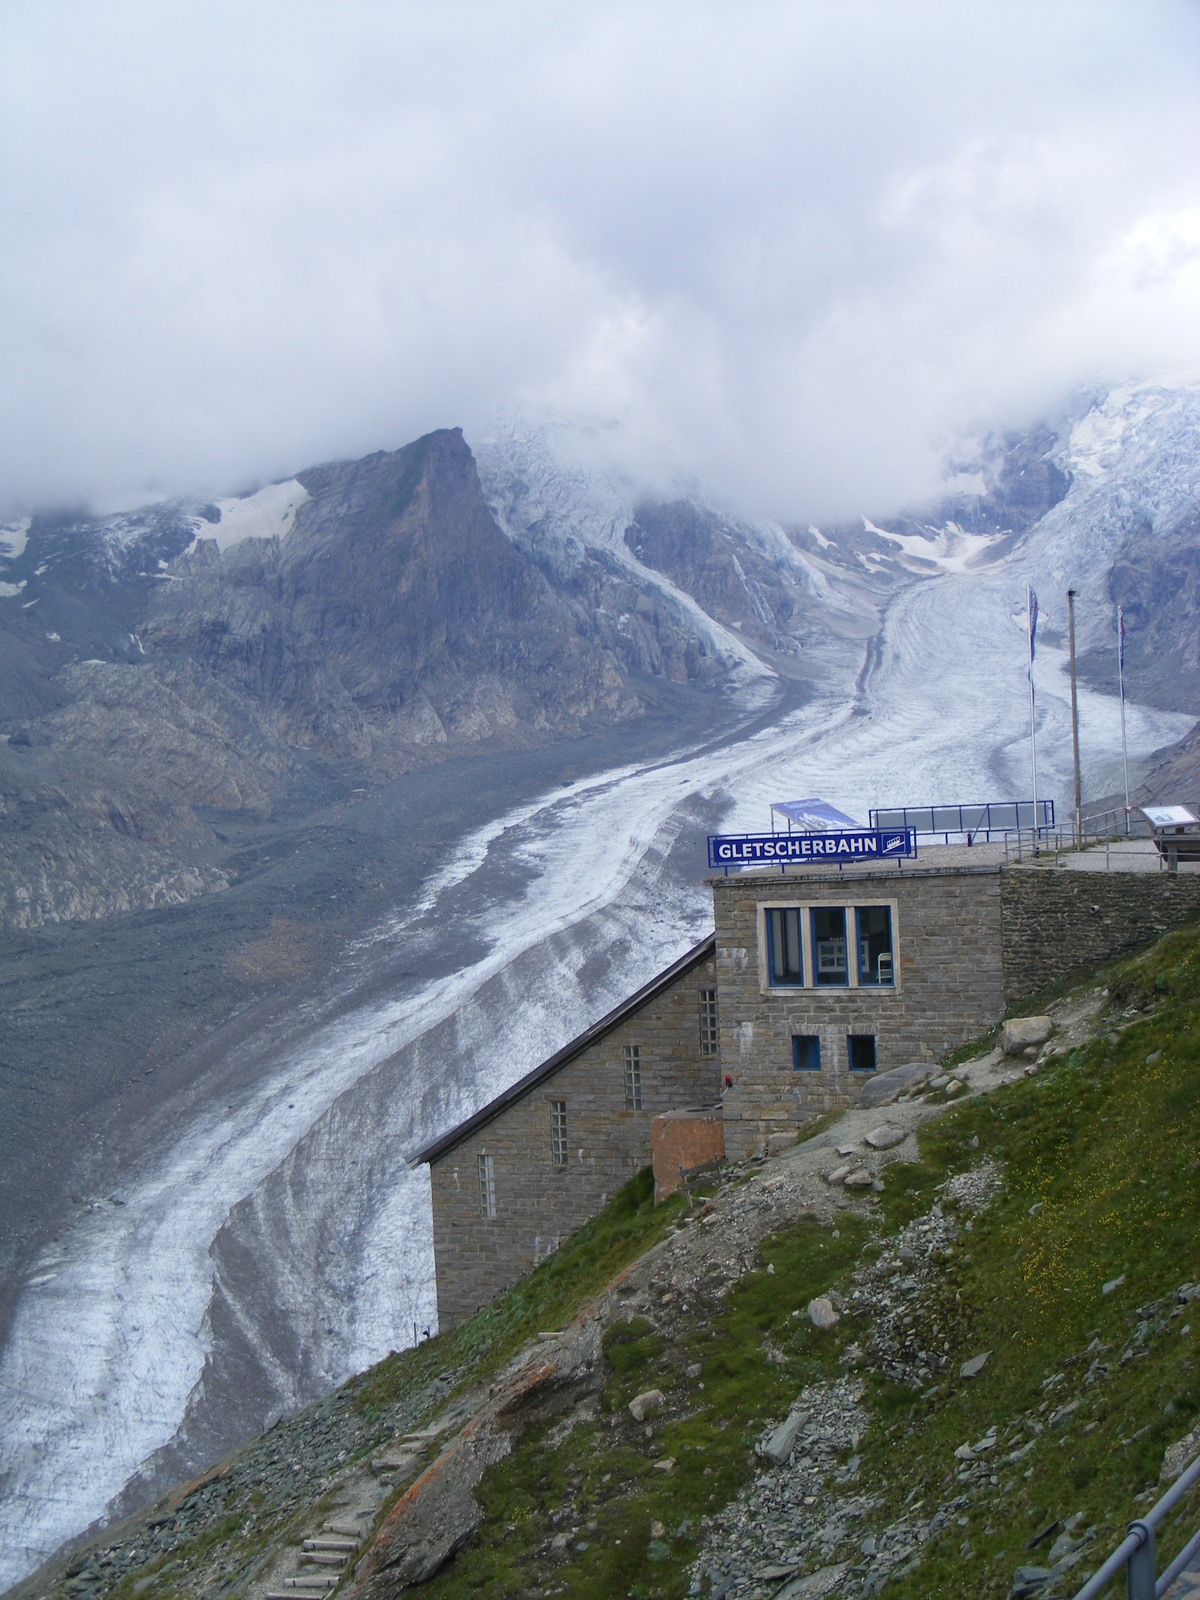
1071,1451,1200,1599
870,800,1055,843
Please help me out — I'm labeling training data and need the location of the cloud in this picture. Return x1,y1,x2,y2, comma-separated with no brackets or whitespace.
0,0,1197,520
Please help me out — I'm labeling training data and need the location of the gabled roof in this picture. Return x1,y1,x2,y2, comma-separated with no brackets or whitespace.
409,934,716,1167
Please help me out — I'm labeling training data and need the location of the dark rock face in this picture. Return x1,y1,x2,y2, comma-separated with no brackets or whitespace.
1087,513,1200,714
625,500,804,657
0,431,646,927
144,430,636,760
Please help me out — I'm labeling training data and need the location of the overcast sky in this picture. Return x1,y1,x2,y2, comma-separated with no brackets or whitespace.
1,0,1197,521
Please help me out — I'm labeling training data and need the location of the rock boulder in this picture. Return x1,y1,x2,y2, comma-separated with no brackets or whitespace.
1002,1016,1053,1054
857,1062,935,1107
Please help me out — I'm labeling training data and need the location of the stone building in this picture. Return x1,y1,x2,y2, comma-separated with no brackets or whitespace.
413,936,722,1329
714,863,1000,1159
714,857,1200,1158
414,852,1200,1325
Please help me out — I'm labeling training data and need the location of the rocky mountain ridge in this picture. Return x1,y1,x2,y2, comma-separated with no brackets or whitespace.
3,383,1198,931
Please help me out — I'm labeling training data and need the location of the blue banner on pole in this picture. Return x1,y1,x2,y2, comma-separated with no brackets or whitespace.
707,828,917,869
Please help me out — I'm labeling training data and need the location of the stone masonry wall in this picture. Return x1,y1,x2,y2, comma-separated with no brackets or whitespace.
428,950,721,1329
711,867,1005,1160
999,866,1200,1003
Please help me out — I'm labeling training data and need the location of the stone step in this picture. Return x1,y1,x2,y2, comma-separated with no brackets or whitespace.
264,1587,340,1600
401,1428,443,1442
298,1552,347,1567
323,1522,366,1537
303,1538,358,1552
371,1455,421,1473
272,1579,340,1592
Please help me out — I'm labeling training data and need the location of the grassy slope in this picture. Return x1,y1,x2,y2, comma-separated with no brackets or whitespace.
870,921,1200,1597
404,920,1200,1600
417,1215,872,1600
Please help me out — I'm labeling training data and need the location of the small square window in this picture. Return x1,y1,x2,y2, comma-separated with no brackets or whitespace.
699,988,719,1054
478,1152,496,1218
550,1100,568,1165
848,1034,877,1072
623,1044,643,1110
793,1035,821,1071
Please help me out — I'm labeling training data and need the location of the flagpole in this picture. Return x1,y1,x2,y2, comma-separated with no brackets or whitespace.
1118,604,1130,834
1028,581,1039,856
1067,589,1082,849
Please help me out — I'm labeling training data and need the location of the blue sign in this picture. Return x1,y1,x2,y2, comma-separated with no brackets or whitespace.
707,828,917,869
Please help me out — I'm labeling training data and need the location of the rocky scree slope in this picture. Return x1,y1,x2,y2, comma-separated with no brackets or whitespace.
15,916,1200,1600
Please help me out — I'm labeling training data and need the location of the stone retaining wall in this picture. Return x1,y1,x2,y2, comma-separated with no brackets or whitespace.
999,866,1200,1003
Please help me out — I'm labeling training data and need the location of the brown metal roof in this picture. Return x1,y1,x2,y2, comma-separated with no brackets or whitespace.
408,934,716,1167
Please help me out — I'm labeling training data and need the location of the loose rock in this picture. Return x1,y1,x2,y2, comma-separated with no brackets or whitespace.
864,1126,906,1151
1161,1426,1200,1482
808,1298,840,1332
777,1560,852,1597
763,1410,809,1466
857,1062,934,1108
1002,1016,1053,1054
628,1389,665,1423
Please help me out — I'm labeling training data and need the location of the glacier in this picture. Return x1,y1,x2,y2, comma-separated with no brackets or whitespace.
0,380,1196,1588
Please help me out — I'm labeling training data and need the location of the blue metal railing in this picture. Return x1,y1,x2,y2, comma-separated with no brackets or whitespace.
1071,1452,1200,1599
870,800,1055,844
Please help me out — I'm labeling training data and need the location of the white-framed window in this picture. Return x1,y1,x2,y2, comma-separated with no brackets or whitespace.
760,900,899,991
623,1044,643,1109
699,988,719,1053
478,1152,497,1217
550,1100,568,1166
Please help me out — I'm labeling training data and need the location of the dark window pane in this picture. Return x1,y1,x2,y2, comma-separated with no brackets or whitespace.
811,906,848,986
793,1035,821,1071
856,905,894,985
767,908,804,986
848,1034,876,1072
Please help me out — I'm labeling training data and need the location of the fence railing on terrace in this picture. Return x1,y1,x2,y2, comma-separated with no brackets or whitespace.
870,801,1056,843
1071,1451,1200,1599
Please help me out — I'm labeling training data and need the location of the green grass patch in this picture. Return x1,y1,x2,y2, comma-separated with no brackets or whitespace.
860,923,1200,1597
417,1215,871,1600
